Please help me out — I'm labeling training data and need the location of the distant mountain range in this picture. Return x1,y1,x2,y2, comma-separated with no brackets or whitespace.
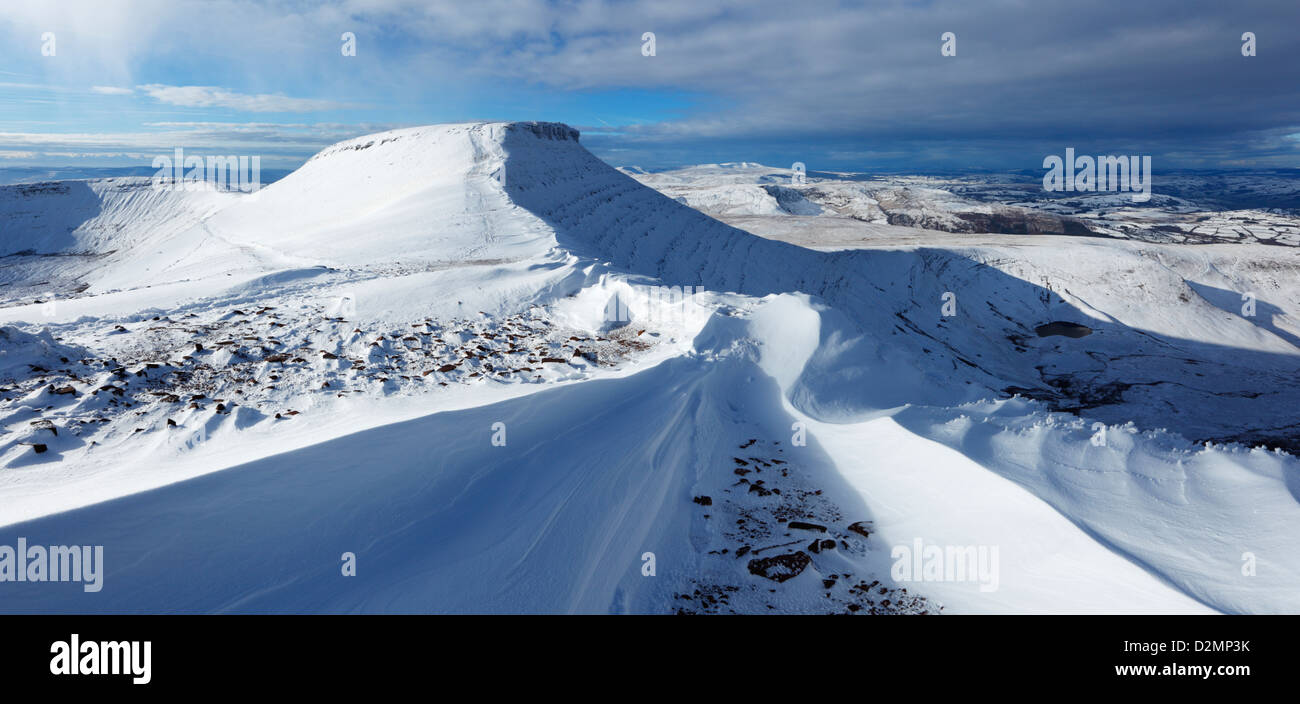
0,166,294,187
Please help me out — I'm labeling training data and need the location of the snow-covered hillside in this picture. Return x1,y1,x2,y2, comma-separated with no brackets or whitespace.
627,163,1300,246
1,122,1297,614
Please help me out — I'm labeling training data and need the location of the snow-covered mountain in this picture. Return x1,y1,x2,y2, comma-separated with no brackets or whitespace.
625,163,1300,246
2,122,1298,614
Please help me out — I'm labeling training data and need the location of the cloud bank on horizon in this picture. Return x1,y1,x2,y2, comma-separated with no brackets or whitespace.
0,0,1296,171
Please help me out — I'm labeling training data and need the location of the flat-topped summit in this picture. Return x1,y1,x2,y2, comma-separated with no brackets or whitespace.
306,121,580,164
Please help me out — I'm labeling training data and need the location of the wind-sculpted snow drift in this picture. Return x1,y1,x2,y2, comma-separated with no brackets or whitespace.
1,122,1297,614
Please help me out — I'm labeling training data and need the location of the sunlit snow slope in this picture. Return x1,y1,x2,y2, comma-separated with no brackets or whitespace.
1,122,1297,614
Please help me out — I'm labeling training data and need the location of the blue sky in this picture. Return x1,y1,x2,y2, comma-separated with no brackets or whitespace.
1,0,1297,173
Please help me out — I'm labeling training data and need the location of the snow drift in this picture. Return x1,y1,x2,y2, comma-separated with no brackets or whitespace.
2,122,1298,614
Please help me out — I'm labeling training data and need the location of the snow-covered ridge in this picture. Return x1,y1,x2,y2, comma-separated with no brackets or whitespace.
2,122,1298,614
0,122,586,299
5,121,1300,462
0,177,233,257
306,120,579,165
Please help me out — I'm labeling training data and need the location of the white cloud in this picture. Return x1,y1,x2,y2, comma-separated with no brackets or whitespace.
0,0,1294,168
0,122,393,166
137,85,352,113
91,86,134,95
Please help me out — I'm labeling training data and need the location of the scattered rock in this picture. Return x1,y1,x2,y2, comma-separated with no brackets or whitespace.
1034,321,1092,338
847,521,873,539
747,552,811,583
808,539,837,554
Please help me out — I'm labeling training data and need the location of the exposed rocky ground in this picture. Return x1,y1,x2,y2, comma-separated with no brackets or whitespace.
675,437,935,615
0,300,658,467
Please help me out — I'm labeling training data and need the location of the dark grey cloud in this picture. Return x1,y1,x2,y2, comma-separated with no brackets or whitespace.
2,0,1296,170
536,0,1300,168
